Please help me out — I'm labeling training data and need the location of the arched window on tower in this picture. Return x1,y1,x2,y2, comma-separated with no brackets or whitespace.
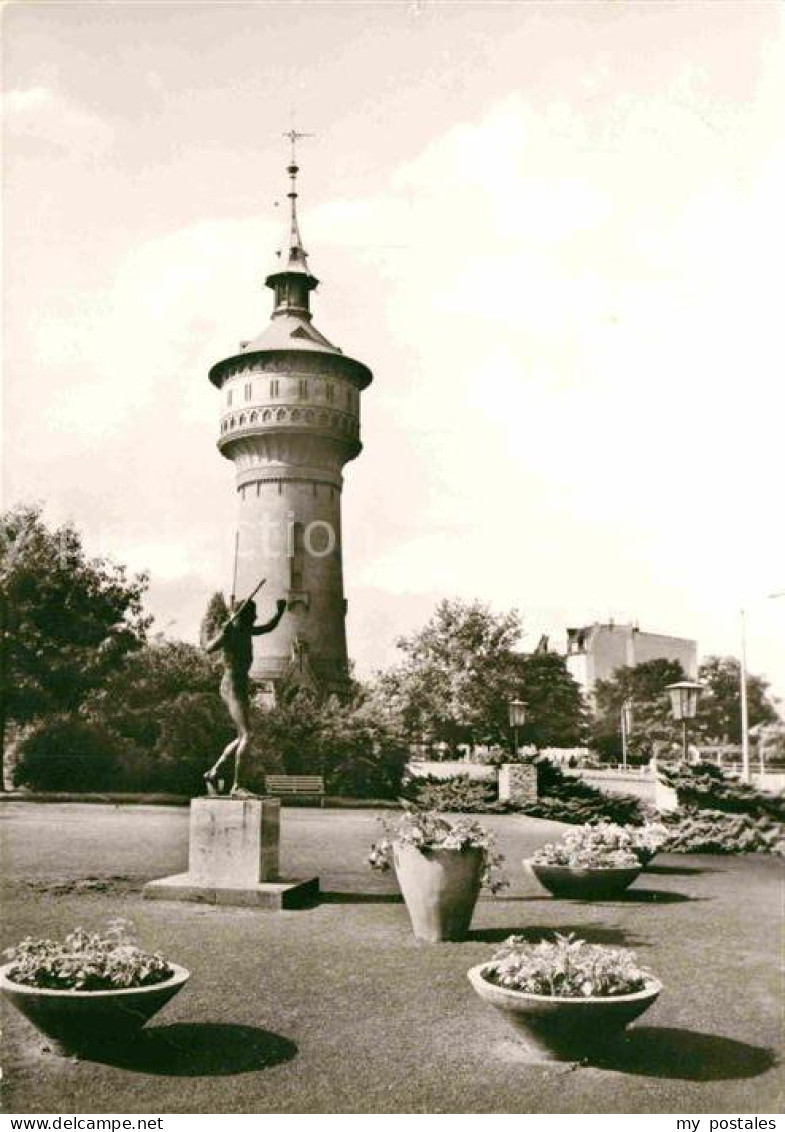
289,521,305,593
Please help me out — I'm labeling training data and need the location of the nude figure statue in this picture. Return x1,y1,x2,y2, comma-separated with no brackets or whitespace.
203,593,287,797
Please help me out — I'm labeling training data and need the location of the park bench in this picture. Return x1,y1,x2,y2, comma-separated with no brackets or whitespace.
265,774,326,807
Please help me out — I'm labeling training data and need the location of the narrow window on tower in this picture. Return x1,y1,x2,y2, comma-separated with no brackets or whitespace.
227,389,233,407
325,383,334,403
244,383,252,401
270,379,279,398
298,379,308,399
289,522,305,592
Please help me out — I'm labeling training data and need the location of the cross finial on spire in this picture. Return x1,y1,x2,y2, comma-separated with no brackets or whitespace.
282,126,315,164
278,121,315,273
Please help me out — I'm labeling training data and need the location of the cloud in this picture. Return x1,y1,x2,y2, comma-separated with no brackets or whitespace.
9,75,784,692
2,87,113,152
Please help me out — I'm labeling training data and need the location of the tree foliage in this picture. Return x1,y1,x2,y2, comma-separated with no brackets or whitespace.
592,658,687,762
0,505,150,781
696,655,779,743
378,599,586,752
14,638,232,793
250,685,409,798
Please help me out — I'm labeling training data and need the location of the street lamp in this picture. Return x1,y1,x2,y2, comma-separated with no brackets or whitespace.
740,592,785,783
620,699,634,769
508,699,527,757
666,681,704,762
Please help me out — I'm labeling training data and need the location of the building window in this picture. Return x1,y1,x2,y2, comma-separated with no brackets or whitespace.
289,522,305,591
325,383,334,403
270,379,279,397
227,389,233,407
244,383,252,401
298,379,308,399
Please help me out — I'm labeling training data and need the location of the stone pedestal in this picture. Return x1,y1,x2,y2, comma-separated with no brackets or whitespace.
143,797,318,909
498,763,538,806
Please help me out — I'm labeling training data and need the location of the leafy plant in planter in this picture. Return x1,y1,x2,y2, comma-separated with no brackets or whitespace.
0,920,188,1053
369,809,506,941
468,932,661,1061
525,823,653,898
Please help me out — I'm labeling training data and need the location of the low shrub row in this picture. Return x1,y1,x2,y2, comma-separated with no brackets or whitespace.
403,762,647,826
659,761,785,823
663,807,785,856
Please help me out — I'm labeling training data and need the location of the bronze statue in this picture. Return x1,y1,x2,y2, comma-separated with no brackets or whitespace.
204,591,287,797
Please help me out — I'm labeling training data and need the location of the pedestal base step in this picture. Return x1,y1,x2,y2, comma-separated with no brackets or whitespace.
143,873,319,909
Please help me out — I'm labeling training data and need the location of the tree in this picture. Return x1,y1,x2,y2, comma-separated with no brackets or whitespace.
81,640,231,791
0,505,150,785
592,658,687,762
247,684,409,798
377,599,525,751
200,591,229,648
378,599,587,752
696,656,780,744
515,653,588,749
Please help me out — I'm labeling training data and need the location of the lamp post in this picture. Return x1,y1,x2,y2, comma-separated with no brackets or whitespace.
508,699,527,758
620,699,634,770
666,681,704,762
740,592,785,783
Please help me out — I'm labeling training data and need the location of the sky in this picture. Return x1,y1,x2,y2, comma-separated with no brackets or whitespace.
3,0,784,701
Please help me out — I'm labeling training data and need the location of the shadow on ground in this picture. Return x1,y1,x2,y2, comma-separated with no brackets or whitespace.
591,1027,777,1081
467,924,649,946
645,864,718,876
609,888,701,904
320,890,403,904
84,1023,298,1076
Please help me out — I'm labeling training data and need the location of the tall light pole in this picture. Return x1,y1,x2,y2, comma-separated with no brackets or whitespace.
740,592,784,783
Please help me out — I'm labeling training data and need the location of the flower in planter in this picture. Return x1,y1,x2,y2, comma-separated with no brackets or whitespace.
531,822,666,869
630,821,669,860
482,932,652,998
3,919,174,992
369,807,508,892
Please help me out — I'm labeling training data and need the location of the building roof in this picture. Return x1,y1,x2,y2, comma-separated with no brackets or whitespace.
239,312,341,355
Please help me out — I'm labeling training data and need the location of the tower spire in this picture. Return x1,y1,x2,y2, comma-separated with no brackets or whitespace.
282,127,314,271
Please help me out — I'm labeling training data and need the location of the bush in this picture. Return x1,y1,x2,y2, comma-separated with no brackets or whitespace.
13,714,142,792
526,761,647,825
404,774,498,812
660,761,785,823
664,807,784,856
148,693,234,795
402,762,647,825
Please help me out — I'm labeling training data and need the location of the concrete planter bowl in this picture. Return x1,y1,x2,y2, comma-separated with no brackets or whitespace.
393,843,485,942
467,963,662,1061
0,962,190,1053
525,860,642,899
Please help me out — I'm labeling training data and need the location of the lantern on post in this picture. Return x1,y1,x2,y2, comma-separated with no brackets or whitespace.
508,699,527,757
665,681,703,762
